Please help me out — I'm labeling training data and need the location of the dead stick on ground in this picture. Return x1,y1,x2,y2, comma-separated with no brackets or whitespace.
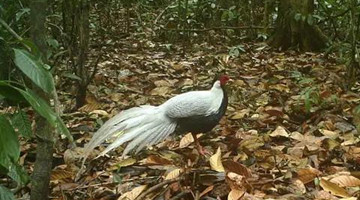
135,178,182,200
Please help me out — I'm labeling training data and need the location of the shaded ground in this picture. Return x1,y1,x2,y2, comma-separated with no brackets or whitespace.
39,32,360,200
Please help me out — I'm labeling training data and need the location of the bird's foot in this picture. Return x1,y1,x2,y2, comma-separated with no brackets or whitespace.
196,145,211,157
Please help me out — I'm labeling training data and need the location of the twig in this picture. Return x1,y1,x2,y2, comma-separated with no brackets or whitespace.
169,190,191,200
154,5,172,25
0,18,23,41
135,178,182,200
162,26,274,32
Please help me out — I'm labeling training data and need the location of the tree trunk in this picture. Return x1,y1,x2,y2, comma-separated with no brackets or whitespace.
268,0,328,51
29,1,54,200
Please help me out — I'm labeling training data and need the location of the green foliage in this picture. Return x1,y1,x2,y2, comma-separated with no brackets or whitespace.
11,110,32,138
228,45,245,58
0,186,15,200
0,115,20,172
13,48,55,94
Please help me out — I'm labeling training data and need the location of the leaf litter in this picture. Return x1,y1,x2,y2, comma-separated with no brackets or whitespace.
10,25,360,200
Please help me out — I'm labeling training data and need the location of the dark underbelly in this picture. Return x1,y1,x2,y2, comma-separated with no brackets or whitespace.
176,111,223,134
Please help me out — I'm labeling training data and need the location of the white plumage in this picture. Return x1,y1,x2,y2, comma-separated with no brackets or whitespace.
82,79,227,163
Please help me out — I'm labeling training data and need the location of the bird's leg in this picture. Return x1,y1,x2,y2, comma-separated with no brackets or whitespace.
191,132,206,156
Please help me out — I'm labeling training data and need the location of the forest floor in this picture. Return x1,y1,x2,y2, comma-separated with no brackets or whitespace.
28,32,360,200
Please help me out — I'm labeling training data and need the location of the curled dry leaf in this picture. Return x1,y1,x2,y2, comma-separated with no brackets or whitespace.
319,178,351,198
209,147,225,172
118,185,147,200
330,175,360,187
270,126,289,138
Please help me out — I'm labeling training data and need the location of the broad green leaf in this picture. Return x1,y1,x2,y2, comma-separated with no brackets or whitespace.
0,81,74,143
7,162,30,185
11,110,32,138
0,186,15,200
18,89,74,143
0,85,27,104
17,88,57,126
0,115,20,171
13,48,55,94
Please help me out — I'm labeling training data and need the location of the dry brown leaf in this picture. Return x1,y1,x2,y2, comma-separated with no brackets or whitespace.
270,126,289,137
89,109,109,116
330,175,360,187
199,185,214,198
210,147,225,172
223,160,252,178
320,178,351,198
53,183,79,192
165,168,182,180
297,167,321,184
228,189,245,200
290,178,306,194
320,129,339,138
118,185,147,200
231,109,251,120
108,158,137,171
179,132,194,148
150,86,173,96
51,169,74,181
146,155,173,165
264,106,284,117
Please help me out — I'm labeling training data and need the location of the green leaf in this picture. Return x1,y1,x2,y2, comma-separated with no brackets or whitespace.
0,85,27,104
0,115,20,171
7,162,30,185
17,89,57,126
0,186,15,200
13,48,55,94
11,110,32,138
0,81,74,143
294,13,302,21
307,15,314,25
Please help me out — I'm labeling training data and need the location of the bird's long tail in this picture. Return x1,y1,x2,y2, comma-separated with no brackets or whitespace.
82,105,177,163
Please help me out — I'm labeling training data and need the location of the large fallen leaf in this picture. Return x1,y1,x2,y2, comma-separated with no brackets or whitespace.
223,160,252,178
118,185,147,200
320,178,351,198
270,126,289,137
179,132,194,148
330,175,360,187
228,189,245,200
297,167,321,184
209,147,225,172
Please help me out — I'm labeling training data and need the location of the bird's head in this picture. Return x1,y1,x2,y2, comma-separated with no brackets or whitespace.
219,75,230,86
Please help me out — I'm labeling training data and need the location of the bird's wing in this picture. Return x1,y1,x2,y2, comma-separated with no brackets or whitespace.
162,90,221,119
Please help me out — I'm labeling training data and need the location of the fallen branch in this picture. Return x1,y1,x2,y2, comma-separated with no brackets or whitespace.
162,26,274,32
135,177,182,200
